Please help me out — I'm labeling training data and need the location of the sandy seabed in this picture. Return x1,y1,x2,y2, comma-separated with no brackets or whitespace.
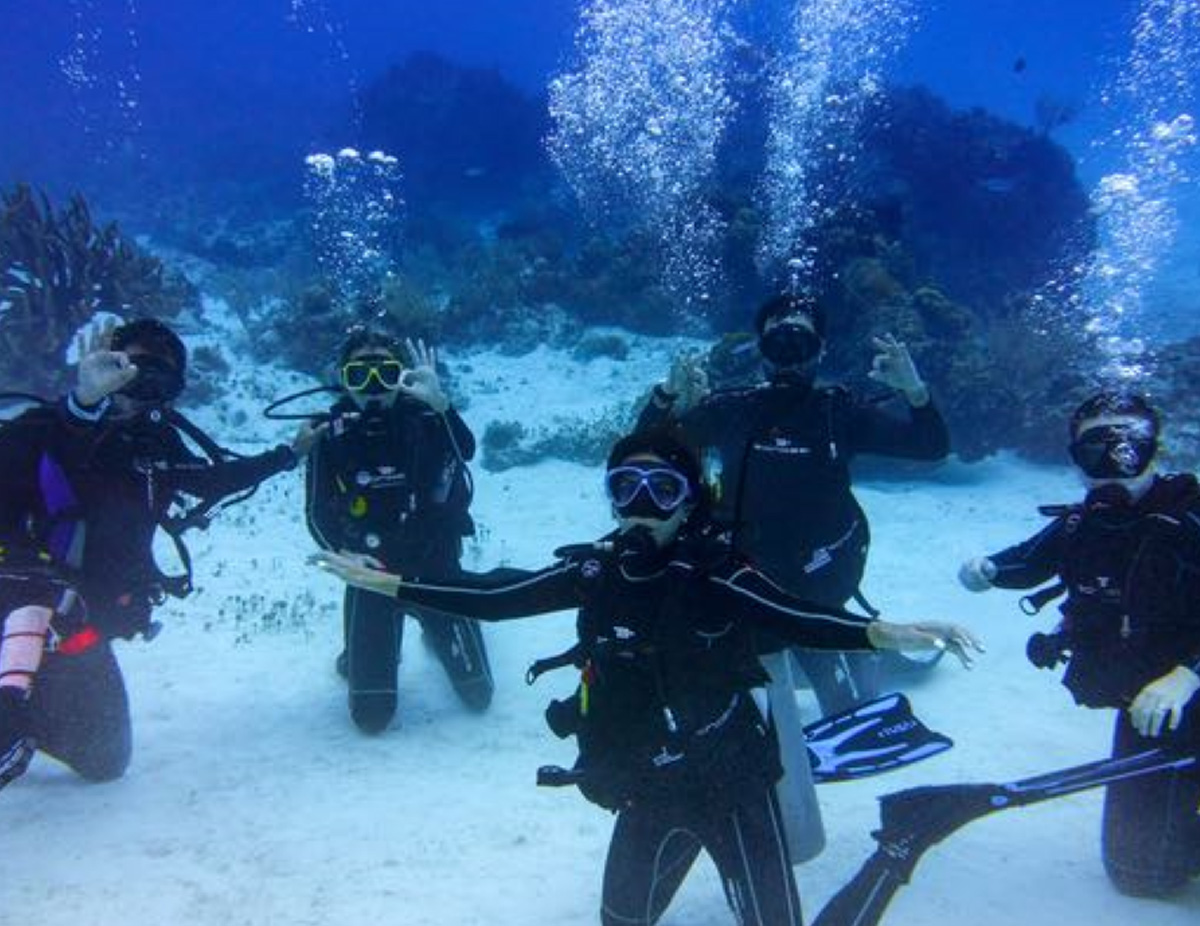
4,304,1198,926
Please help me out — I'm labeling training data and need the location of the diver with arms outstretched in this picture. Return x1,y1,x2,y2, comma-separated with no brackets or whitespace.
315,428,980,926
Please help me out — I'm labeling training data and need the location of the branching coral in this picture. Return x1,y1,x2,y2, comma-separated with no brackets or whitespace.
0,184,197,394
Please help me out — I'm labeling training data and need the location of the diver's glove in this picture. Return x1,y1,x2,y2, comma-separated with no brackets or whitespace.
958,557,997,592
0,687,35,791
868,334,929,406
1129,665,1200,738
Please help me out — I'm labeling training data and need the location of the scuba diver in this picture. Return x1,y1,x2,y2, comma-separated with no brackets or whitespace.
0,317,315,791
305,327,492,733
637,292,952,716
637,292,951,863
959,391,1200,898
312,428,981,926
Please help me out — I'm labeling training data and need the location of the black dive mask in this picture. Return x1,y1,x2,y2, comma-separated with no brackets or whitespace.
120,353,184,404
759,323,822,369
1069,424,1157,480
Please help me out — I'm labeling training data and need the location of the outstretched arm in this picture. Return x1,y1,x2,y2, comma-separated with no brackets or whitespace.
311,550,582,622
961,519,1068,593
711,564,982,667
166,442,299,503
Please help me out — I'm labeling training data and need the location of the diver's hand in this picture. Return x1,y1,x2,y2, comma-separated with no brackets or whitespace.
399,338,449,413
663,351,709,414
74,320,137,406
289,420,327,459
868,334,929,406
1129,665,1200,737
867,619,985,670
958,557,997,592
309,550,401,597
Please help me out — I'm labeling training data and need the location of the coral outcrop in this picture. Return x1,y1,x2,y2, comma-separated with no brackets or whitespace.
0,184,197,394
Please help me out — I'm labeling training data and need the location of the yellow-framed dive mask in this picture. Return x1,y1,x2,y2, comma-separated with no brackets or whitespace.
341,357,405,393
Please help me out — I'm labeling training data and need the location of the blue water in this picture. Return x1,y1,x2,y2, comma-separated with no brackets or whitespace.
0,1,1196,349
0,2,1148,183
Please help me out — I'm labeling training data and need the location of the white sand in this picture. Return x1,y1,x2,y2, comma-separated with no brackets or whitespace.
3,304,1198,925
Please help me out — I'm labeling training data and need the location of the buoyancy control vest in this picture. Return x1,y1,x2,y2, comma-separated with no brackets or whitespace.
1042,475,1200,707
530,532,779,810
309,401,474,563
702,383,871,609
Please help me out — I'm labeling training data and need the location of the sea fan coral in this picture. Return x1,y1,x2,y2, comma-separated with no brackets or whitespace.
0,184,196,394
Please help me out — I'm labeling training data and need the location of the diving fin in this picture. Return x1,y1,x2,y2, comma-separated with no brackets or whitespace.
803,692,952,784
813,747,1197,926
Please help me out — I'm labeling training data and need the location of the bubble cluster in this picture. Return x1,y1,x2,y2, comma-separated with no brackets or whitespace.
58,0,145,160
548,0,737,316
303,148,404,308
1081,0,1199,386
757,0,915,286
286,0,363,130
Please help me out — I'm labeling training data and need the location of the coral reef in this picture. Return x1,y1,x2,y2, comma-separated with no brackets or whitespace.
858,86,1095,315
358,51,551,210
573,330,630,362
0,184,197,395
814,232,1096,462
1146,336,1200,471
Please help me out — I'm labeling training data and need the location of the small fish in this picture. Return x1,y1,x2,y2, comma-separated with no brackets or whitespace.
1013,56,1027,74
464,166,488,179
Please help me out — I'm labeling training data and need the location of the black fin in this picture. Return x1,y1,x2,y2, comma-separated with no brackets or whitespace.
813,747,1195,926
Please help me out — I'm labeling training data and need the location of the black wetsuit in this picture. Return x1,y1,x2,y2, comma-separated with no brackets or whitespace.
638,376,949,713
305,397,492,731
378,526,877,926
988,474,1200,896
0,397,297,781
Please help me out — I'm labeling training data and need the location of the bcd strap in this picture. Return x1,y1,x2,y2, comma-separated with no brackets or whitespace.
852,589,881,619
526,642,585,685
150,407,270,600
1020,581,1067,615
536,764,585,788
153,504,197,602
